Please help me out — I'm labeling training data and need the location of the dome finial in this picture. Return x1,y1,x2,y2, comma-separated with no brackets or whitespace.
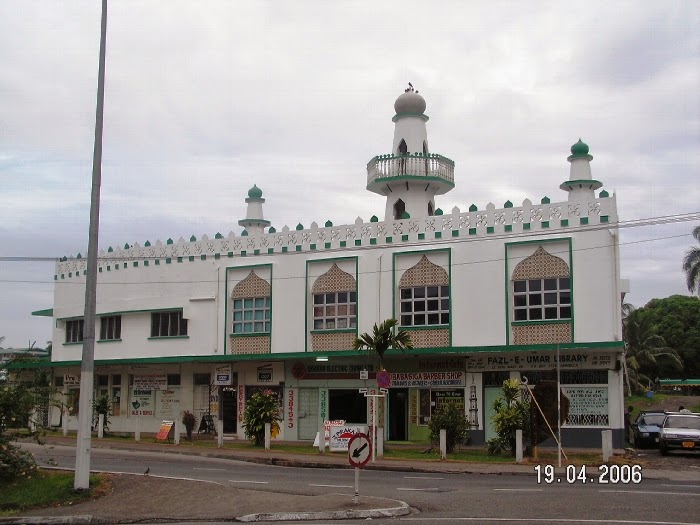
570,138,590,156
247,184,263,199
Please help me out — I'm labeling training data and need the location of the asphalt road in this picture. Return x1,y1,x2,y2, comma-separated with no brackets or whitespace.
22,443,700,525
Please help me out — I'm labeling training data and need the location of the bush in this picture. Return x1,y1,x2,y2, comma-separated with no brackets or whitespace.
242,390,281,446
486,379,530,456
92,394,111,433
428,403,470,453
0,440,38,482
181,411,197,440
0,384,39,482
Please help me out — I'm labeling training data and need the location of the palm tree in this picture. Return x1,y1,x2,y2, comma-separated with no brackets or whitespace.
352,318,413,371
623,311,683,394
683,225,700,295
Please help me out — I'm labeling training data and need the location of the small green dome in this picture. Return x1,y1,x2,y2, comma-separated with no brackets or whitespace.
248,184,263,199
570,139,589,156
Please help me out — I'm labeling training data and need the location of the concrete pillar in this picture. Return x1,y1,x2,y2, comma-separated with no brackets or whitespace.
265,423,271,450
217,419,224,448
62,407,68,436
318,421,325,453
516,429,523,463
440,429,447,459
135,416,141,442
377,427,384,458
602,430,613,462
97,414,104,438
174,419,180,445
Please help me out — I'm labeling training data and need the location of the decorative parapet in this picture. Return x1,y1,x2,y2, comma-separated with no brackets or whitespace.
55,195,617,277
366,153,455,187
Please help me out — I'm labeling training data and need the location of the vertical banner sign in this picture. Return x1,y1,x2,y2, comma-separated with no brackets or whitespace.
319,388,328,422
287,388,295,429
238,384,245,423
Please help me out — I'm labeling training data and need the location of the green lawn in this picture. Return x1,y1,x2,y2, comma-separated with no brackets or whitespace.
0,470,104,516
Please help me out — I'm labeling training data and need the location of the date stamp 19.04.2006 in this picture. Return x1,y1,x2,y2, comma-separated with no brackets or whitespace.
534,464,643,484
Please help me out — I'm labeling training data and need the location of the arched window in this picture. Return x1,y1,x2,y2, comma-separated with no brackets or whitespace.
393,199,406,220
231,271,271,334
398,139,408,155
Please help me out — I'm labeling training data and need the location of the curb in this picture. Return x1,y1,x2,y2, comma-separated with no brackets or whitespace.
238,499,411,522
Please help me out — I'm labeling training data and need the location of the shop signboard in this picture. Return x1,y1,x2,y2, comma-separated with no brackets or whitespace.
257,365,273,382
133,375,167,390
329,424,367,452
465,352,615,372
562,386,609,427
214,365,232,386
63,374,81,387
131,389,155,417
157,389,181,419
390,371,465,388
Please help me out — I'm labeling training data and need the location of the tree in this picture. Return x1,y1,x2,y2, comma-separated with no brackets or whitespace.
486,379,531,456
428,403,470,453
624,309,683,394
683,225,700,295
242,390,282,446
0,379,42,482
352,318,413,371
628,295,700,379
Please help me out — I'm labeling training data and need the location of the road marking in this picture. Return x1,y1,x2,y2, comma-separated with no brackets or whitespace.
659,484,700,489
399,518,700,524
403,476,445,480
309,483,353,488
228,480,269,484
493,488,544,492
601,489,700,497
396,487,439,492
193,467,226,471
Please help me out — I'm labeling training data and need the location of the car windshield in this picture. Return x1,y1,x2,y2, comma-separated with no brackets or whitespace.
664,416,700,430
640,414,666,426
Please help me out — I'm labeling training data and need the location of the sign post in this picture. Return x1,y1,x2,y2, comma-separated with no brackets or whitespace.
360,386,388,463
348,433,371,504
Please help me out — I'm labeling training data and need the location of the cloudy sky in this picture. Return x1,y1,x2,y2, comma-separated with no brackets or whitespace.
1,1,698,349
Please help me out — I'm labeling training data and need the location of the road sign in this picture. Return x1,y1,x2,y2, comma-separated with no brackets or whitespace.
376,370,391,389
347,433,372,468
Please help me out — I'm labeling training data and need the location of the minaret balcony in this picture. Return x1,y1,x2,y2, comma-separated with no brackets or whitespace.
367,153,455,195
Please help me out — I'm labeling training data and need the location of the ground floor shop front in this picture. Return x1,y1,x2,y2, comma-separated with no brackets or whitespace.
41,347,625,448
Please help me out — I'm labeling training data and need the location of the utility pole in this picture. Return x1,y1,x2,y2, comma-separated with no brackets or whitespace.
75,0,107,490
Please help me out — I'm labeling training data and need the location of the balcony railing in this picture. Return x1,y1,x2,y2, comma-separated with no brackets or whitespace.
367,153,455,186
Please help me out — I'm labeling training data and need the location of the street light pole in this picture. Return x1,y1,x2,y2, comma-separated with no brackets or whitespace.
75,0,107,490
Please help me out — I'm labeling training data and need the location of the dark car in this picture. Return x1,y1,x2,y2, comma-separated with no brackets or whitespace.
630,411,666,448
659,413,700,455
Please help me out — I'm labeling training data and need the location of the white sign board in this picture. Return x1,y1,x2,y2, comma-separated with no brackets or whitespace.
390,371,465,388
329,425,367,452
131,389,155,417
133,374,167,389
214,365,232,386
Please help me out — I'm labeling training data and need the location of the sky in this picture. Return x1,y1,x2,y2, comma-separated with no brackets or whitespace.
0,0,698,349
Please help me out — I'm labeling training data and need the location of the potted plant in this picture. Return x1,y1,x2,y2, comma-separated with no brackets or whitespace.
182,411,197,441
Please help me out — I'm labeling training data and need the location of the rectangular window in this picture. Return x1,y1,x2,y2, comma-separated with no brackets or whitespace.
65,319,84,343
150,310,187,337
312,291,356,330
97,374,109,387
232,297,271,334
400,286,449,327
99,315,121,340
167,374,181,386
513,277,571,321
193,373,211,386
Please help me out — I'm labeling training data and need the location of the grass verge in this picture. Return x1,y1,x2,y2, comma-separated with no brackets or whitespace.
0,470,108,517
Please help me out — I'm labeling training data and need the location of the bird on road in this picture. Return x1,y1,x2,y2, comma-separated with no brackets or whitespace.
144,467,150,475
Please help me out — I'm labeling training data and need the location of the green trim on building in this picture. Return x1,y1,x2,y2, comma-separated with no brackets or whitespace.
147,336,190,340
31,308,54,317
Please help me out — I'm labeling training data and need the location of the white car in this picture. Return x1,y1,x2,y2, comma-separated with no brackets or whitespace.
658,413,700,455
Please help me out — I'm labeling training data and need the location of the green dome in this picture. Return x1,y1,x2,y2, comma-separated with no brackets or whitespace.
248,184,263,199
570,139,589,156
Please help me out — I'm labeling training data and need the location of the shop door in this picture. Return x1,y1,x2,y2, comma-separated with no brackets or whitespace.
388,389,408,441
220,387,237,433
484,387,501,442
297,388,319,440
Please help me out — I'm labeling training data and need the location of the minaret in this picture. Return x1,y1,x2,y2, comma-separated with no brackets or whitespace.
560,139,602,202
366,85,455,221
238,185,270,236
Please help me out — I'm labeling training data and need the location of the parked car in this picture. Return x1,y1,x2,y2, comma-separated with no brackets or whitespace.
658,413,700,455
630,411,666,448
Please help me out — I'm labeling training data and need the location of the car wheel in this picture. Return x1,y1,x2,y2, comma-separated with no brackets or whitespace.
659,442,668,456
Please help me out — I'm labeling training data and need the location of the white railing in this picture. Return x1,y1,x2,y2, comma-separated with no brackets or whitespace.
367,153,455,186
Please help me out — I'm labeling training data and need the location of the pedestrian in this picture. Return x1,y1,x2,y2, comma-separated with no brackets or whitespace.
624,405,633,443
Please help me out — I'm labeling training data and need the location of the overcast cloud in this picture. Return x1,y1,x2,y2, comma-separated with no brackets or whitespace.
1,0,698,348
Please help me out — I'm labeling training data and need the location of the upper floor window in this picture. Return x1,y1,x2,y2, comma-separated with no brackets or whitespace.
99,315,121,340
65,319,84,343
513,277,571,321
233,297,271,334
151,310,187,337
400,285,450,326
313,291,357,330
